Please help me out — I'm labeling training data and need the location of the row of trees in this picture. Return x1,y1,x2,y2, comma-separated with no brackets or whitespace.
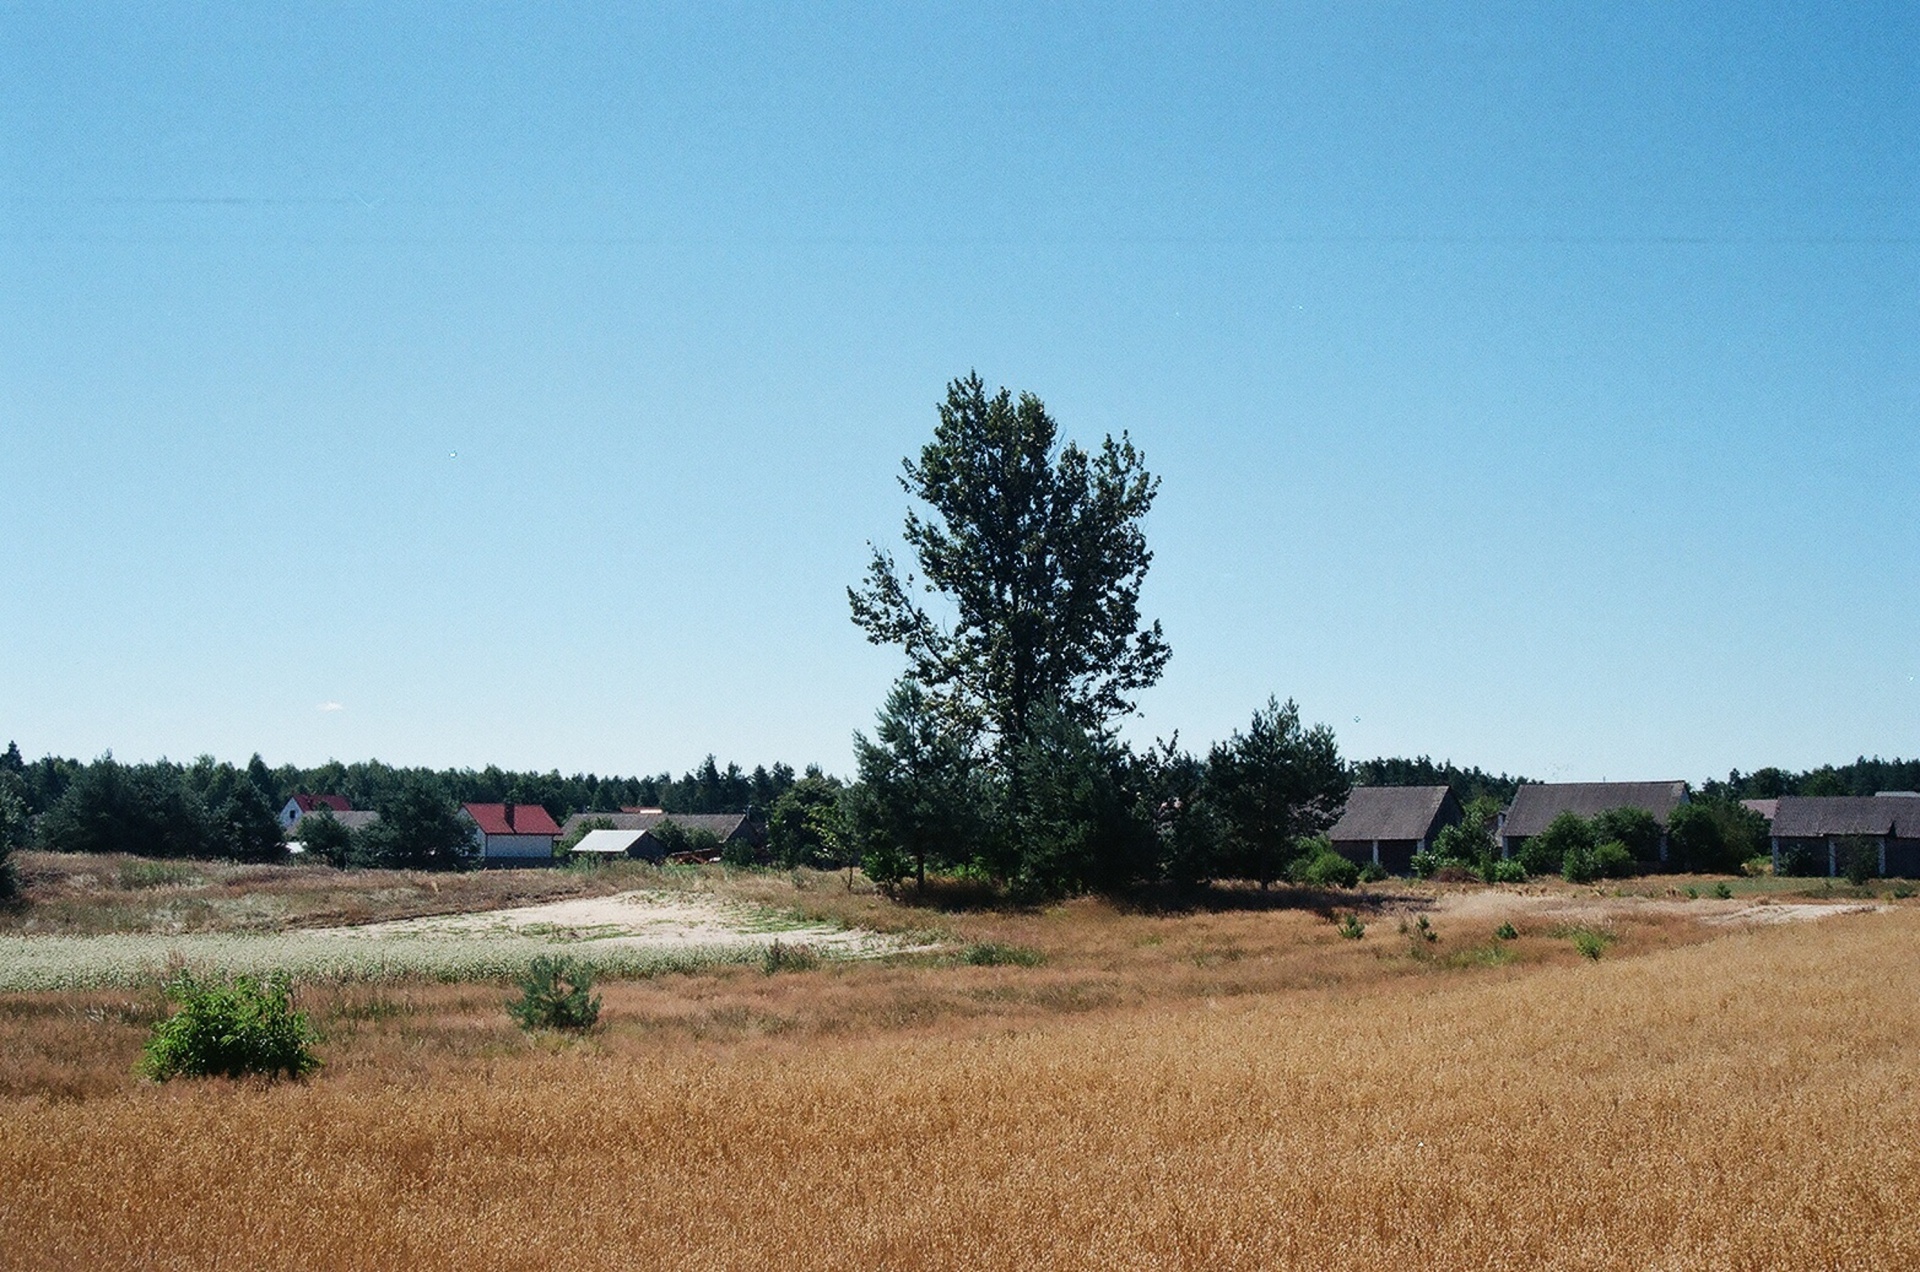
0,743,798,833
751,689,1352,898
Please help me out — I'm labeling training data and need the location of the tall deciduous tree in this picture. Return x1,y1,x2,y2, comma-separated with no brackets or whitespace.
1207,697,1349,887
850,373,1170,766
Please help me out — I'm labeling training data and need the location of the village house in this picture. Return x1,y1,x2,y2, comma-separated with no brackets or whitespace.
1327,785,1461,875
462,802,561,863
1498,781,1688,864
279,793,351,830
1769,794,1920,877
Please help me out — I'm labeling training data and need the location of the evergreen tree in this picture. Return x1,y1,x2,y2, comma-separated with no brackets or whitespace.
845,680,984,890
1207,698,1349,887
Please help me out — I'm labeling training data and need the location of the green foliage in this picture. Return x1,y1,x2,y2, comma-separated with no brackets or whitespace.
294,808,354,868
1839,836,1879,887
1592,839,1637,879
1773,839,1825,877
357,774,472,870
767,775,848,869
1713,882,1733,900
1520,811,1594,877
1208,697,1349,887
1006,699,1152,899
1357,861,1388,884
1666,800,1762,874
761,939,819,974
1485,857,1527,884
1408,849,1440,879
139,972,320,1081
506,956,601,1031
38,756,211,858
1133,738,1227,890
715,830,757,868
845,679,985,891
1336,912,1366,940
849,372,1170,764
1494,921,1519,941
1348,757,1526,808
0,772,27,900
1572,930,1607,961
961,941,1045,966
1561,842,1600,884
1590,807,1661,863
1297,848,1361,890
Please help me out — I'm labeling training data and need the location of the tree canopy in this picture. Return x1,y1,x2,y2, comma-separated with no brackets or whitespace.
849,372,1169,764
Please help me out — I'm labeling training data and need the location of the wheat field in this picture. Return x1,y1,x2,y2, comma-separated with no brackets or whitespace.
3,902,1917,1270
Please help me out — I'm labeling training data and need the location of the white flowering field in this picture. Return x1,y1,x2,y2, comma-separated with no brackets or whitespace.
0,890,913,990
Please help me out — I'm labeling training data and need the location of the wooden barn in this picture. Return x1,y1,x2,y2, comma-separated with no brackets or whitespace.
1769,794,1920,877
1498,781,1687,864
1327,785,1462,875
557,811,752,862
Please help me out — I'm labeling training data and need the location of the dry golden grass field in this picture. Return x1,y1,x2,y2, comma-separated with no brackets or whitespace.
2,860,1917,1270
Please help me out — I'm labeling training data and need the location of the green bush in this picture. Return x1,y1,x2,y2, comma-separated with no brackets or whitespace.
1562,843,1600,884
1522,811,1593,877
1485,857,1527,884
1712,882,1733,900
1839,837,1878,887
1593,840,1637,879
507,956,601,1031
1336,912,1365,940
1494,921,1518,941
1590,807,1661,863
1408,849,1440,879
961,941,1045,967
139,972,320,1081
1298,850,1361,890
718,831,759,869
1572,930,1606,961
1357,861,1388,884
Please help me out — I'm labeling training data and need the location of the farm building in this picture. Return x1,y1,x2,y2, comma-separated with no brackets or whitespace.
1327,786,1461,875
462,802,561,863
279,793,351,830
558,811,752,862
1769,794,1920,877
1498,781,1687,864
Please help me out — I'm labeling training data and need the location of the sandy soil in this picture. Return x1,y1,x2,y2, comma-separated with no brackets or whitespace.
314,890,914,956
1430,888,1884,928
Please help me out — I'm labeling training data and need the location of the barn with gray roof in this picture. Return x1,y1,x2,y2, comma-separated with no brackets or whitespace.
1327,785,1462,875
558,810,752,861
1498,782,1688,864
1769,794,1920,877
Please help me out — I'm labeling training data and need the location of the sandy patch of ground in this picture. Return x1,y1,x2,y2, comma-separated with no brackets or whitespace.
1698,902,1884,926
319,890,908,955
1429,889,1885,928
0,891,922,990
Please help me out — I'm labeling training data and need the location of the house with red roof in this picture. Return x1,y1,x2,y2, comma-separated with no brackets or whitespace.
279,793,352,831
461,802,561,863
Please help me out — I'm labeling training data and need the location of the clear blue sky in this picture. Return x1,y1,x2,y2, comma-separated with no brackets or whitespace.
3,3,1914,783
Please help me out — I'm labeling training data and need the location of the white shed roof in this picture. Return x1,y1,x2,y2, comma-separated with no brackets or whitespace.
571,828,648,855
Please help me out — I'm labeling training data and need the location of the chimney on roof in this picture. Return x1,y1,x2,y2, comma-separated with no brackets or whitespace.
504,801,514,831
